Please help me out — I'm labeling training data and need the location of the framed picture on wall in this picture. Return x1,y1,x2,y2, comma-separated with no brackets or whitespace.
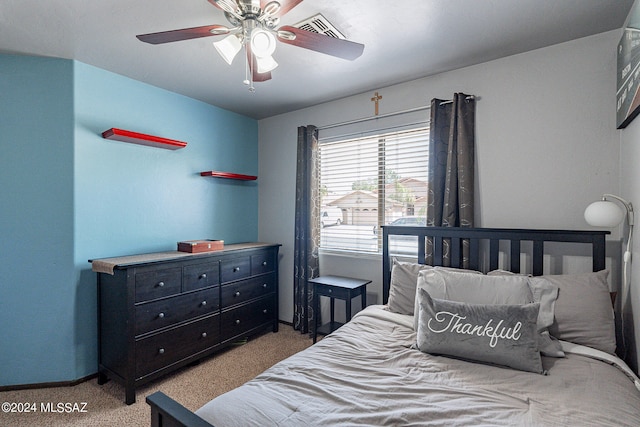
617,0,640,128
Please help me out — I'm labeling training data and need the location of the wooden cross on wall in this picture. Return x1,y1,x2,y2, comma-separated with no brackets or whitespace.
371,91,382,115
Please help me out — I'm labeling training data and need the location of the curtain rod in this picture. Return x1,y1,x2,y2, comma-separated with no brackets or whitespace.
318,95,476,131
318,105,430,131
439,95,476,105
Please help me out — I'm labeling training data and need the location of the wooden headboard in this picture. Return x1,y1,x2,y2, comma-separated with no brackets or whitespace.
381,226,609,304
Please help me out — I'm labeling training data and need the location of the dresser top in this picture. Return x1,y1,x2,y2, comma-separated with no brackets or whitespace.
90,242,280,275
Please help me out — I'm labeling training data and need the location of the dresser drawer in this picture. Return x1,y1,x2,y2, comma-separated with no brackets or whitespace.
221,274,275,307
135,314,220,378
135,267,182,302
220,256,251,283
251,251,276,275
135,287,220,336
220,297,275,340
183,261,220,291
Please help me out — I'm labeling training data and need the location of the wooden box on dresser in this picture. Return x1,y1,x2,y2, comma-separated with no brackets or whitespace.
92,243,280,404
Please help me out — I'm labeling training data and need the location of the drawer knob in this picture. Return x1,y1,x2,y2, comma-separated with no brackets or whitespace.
328,289,332,293
200,273,207,279
263,309,268,314
201,332,207,338
234,291,241,297
233,267,240,273
262,261,267,266
158,348,165,354
262,283,268,288
157,281,165,287
235,319,241,325
158,312,165,318
201,300,207,306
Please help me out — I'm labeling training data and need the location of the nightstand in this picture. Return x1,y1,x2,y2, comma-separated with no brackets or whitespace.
309,275,371,343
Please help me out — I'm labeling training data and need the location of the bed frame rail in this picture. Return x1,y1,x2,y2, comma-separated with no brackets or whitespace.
382,226,609,303
147,392,214,427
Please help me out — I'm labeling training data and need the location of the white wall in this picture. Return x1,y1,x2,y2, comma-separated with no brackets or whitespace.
258,29,624,352
620,86,640,372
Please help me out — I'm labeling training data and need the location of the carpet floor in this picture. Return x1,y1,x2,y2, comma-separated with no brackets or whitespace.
0,324,312,427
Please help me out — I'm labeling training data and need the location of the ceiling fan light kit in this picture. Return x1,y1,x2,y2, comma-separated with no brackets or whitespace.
251,29,277,57
136,0,365,91
255,54,278,73
251,29,278,73
213,34,242,64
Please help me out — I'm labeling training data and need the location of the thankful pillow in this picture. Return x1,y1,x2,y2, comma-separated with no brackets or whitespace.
416,288,544,374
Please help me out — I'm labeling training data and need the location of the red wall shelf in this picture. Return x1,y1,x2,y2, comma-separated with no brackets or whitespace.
200,171,257,181
102,128,187,150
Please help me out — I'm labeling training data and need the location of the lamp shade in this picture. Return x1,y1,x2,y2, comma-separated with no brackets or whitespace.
584,200,625,227
213,35,242,65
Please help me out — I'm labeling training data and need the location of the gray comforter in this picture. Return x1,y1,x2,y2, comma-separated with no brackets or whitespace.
196,306,640,426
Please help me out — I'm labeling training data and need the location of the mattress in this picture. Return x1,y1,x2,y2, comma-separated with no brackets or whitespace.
195,305,640,426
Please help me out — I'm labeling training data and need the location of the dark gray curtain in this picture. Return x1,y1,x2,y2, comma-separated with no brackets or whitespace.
426,93,476,266
293,125,320,334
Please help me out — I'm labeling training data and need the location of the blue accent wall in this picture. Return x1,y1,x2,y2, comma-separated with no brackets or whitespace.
0,54,258,386
0,55,75,385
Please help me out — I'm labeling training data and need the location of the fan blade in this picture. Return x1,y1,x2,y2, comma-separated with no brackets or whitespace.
262,0,303,18
246,47,272,82
277,26,364,60
137,25,230,45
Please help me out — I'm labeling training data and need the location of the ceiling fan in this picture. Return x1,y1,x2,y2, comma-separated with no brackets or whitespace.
136,0,365,91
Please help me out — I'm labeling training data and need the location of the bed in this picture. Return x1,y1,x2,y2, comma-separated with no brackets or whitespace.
147,226,640,426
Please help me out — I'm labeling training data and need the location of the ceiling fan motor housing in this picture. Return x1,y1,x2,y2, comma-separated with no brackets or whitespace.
242,0,262,15
224,0,281,30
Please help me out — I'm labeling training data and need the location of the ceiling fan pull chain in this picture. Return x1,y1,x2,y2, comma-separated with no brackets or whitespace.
249,53,256,92
243,44,255,92
243,51,250,86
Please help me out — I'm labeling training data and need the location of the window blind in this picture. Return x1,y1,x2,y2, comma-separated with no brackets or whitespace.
318,124,430,253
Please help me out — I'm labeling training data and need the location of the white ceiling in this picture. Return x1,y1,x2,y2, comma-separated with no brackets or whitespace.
0,0,634,119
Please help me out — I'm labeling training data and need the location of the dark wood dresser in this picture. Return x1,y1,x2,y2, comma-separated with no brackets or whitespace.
92,243,280,404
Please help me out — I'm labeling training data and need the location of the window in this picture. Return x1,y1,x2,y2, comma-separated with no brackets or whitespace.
318,126,429,253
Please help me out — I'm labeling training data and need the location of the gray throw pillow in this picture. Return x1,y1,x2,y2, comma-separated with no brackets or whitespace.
388,260,433,315
527,278,564,357
529,270,616,355
414,269,533,331
416,288,544,374
388,260,481,315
